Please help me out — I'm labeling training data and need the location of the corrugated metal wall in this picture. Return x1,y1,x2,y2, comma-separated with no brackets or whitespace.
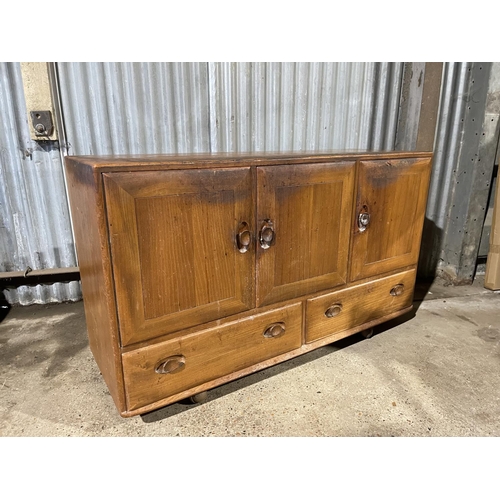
0,62,80,305
1,61,409,304
419,62,500,280
419,63,470,276
207,62,401,152
58,63,212,155
58,62,403,156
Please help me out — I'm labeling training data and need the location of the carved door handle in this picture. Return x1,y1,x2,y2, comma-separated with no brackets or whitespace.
259,219,275,249
390,284,405,296
155,355,186,374
236,221,252,253
263,322,285,338
325,303,343,318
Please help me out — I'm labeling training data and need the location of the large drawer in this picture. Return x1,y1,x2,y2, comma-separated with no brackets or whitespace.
306,269,416,343
122,303,303,410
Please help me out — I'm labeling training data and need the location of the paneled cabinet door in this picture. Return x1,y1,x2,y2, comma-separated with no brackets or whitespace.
349,157,432,281
104,168,254,346
256,162,355,306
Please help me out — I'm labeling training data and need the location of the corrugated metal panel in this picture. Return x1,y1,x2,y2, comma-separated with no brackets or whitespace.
208,62,403,152
418,63,472,276
58,62,211,155
0,62,80,305
427,63,470,229
418,62,500,279
419,63,476,277
59,62,403,156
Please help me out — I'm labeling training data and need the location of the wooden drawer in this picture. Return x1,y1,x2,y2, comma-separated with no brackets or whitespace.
306,269,416,343
122,303,303,411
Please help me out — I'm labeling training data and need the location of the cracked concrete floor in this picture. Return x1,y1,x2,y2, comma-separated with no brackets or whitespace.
1,276,499,437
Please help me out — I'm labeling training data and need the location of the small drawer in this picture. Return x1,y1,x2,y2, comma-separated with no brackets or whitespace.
122,303,303,410
306,269,416,343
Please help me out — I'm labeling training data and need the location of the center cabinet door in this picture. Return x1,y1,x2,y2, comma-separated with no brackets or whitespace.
256,162,355,306
104,168,254,346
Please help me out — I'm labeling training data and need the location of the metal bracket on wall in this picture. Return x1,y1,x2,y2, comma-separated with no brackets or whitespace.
30,110,54,137
20,63,58,141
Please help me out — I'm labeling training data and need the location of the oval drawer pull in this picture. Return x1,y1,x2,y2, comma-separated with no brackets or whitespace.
155,355,186,374
325,303,343,318
390,284,405,296
263,322,285,338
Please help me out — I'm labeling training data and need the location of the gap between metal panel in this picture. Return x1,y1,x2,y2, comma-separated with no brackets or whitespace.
48,62,78,267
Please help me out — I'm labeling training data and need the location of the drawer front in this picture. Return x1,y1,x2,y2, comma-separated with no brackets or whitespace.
306,269,416,343
122,303,303,410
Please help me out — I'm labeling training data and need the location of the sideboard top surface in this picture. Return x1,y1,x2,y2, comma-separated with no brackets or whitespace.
66,150,433,172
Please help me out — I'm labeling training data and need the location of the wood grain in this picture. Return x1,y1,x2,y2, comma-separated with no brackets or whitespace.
306,269,416,343
64,158,126,413
66,151,433,173
104,168,254,346
256,162,355,306
122,303,302,410
349,158,432,281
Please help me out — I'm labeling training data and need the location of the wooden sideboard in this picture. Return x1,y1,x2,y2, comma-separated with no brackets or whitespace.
65,151,432,417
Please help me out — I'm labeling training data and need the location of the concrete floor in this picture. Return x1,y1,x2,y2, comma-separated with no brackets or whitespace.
1,277,499,437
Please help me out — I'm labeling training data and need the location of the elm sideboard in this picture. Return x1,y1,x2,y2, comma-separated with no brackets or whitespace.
65,151,432,417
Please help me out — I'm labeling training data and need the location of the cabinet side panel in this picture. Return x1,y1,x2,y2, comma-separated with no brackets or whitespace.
65,159,126,413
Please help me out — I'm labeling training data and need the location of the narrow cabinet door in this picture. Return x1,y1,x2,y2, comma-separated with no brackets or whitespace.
349,157,432,282
104,168,254,346
256,162,355,306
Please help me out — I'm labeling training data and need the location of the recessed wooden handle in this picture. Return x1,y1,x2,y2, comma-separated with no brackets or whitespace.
259,220,275,249
236,222,252,253
325,303,343,318
390,284,405,296
263,322,285,338
155,355,186,374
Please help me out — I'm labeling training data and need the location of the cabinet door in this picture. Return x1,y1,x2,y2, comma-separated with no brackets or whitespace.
349,157,432,281
104,168,254,346
256,162,355,306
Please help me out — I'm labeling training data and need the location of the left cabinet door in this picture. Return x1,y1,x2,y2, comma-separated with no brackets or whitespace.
104,168,254,346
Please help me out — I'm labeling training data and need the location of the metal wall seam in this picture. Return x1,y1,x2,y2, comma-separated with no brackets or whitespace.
0,62,80,305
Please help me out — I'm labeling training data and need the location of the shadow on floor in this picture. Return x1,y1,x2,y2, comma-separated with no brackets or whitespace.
0,290,11,323
413,277,436,312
